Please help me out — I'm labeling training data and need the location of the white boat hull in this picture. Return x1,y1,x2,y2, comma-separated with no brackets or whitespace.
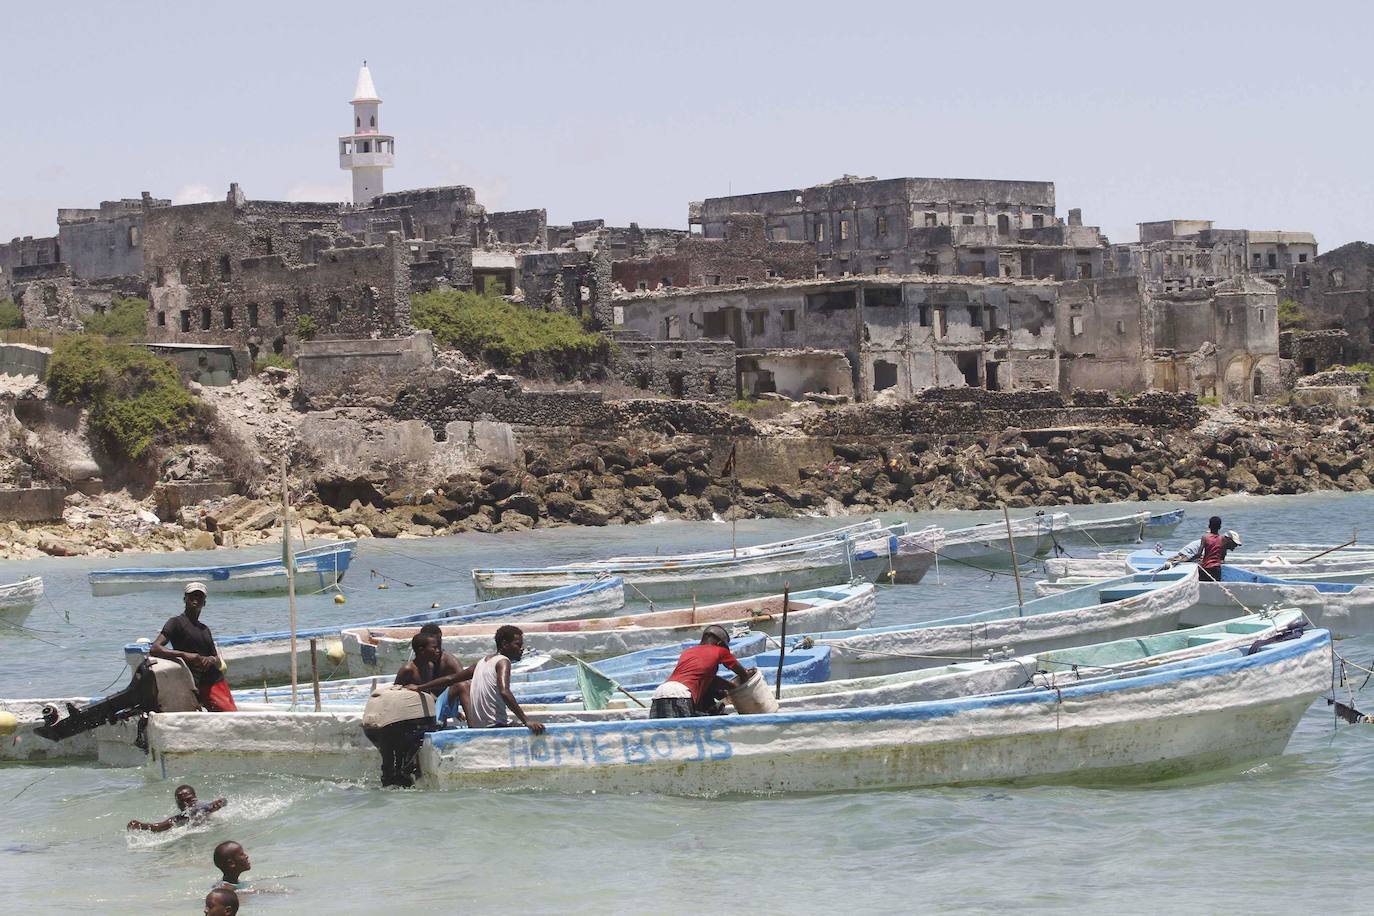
420,630,1330,794
344,586,877,677
0,576,42,626
200,580,627,689
473,528,934,600
1182,582,1374,637
820,571,1200,679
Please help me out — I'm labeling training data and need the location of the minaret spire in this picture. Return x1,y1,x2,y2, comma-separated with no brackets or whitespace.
338,61,393,205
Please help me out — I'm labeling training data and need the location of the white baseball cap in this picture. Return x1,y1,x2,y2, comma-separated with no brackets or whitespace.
1225,530,1242,546
184,581,208,596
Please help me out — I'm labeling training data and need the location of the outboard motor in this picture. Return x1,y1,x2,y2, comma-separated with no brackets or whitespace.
362,686,436,787
34,657,199,742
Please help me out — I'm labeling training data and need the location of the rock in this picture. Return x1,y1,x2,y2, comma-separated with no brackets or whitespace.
498,492,543,519
543,492,577,519
569,501,611,526
188,530,216,550
1225,467,1260,492
653,471,687,498
494,511,535,532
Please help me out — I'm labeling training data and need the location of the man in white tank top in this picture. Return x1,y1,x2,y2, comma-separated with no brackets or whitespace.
467,625,545,734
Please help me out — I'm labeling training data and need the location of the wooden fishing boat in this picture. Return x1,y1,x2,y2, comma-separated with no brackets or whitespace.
928,513,1067,570
810,567,1200,680
122,577,627,689
1043,546,1374,586
1172,566,1374,637
518,608,1311,722
253,630,776,705
342,582,877,676
1143,508,1187,538
471,524,939,599
0,576,43,627
88,540,356,597
1049,510,1150,549
418,626,1331,794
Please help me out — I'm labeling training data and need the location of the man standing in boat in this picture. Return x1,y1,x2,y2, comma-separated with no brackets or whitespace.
649,625,756,718
149,582,237,712
1162,516,1242,581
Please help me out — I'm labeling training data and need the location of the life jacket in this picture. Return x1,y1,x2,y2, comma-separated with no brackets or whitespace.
1199,532,1228,570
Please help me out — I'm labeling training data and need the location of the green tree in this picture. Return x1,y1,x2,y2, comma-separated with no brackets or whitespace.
1277,299,1306,331
83,297,150,339
46,336,201,461
0,298,22,329
410,289,608,371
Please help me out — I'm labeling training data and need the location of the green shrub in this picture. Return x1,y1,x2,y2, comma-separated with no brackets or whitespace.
1198,395,1220,407
0,298,22,330
1277,299,1306,330
83,297,149,339
47,336,201,461
411,289,608,370
254,352,295,373
296,314,318,341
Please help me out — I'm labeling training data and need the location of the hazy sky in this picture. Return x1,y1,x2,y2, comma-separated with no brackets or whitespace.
3,1,1370,249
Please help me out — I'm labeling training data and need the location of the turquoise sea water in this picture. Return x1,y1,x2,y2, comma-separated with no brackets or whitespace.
2,491,1373,914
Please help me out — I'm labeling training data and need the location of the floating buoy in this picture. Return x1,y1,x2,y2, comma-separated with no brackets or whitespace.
326,642,346,663
377,583,389,590
431,602,440,609
334,594,346,605
0,711,18,736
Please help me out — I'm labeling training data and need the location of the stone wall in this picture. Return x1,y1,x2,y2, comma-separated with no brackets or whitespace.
612,214,814,292
609,336,735,402
520,245,616,329
0,344,50,378
1288,241,1374,365
297,332,436,407
12,269,147,332
1281,329,1348,375
800,388,1199,437
342,185,483,245
0,486,66,522
482,209,547,247
144,187,413,358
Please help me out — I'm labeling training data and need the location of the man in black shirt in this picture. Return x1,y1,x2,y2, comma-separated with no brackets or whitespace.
150,582,237,711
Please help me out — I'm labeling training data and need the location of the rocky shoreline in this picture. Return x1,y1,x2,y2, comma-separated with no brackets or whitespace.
4,403,1372,561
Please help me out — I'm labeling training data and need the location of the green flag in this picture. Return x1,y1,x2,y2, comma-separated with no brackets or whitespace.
573,657,619,711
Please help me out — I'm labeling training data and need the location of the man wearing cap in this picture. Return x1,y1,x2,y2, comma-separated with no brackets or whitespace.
649,625,757,718
1162,516,1242,582
150,582,237,711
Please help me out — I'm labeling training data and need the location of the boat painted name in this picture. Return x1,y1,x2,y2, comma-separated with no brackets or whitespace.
508,724,733,768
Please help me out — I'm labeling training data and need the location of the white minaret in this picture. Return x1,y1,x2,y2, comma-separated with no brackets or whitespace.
338,61,394,205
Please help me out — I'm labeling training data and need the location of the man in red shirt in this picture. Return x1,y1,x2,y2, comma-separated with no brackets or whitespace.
1164,515,1241,581
649,625,756,718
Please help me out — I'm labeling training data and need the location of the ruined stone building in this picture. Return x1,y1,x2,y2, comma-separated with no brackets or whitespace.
612,214,814,292
1286,241,1374,365
1108,220,1317,293
691,175,1108,282
0,193,169,329
142,184,412,363
615,269,1280,405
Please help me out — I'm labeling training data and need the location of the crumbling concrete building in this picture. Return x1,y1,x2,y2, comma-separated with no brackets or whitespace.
617,276,1062,402
616,268,1280,405
1109,220,1317,293
143,184,412,362
692,175,1107,282
1286,241,1374,365
1148,277,1281,401
612,213,814,292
